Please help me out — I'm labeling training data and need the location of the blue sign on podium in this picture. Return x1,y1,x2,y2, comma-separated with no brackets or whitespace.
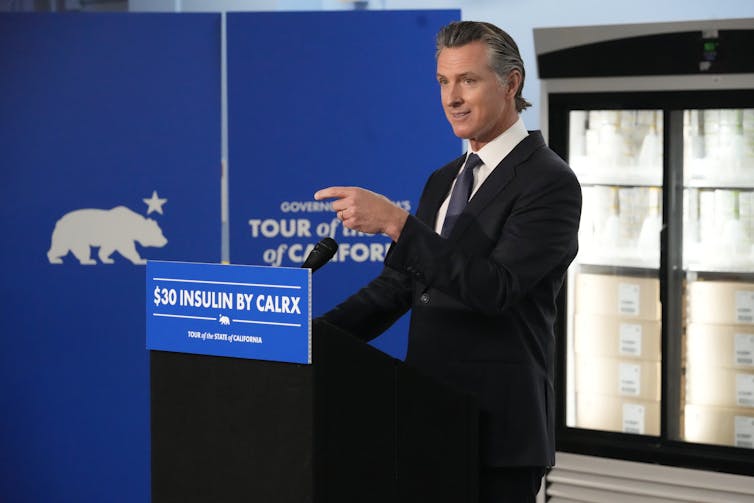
146,261,311,364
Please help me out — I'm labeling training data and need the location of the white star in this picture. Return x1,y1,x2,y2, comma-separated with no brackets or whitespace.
143,190,168,215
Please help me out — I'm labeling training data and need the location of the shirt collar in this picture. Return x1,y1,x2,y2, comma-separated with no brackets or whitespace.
466,116,528,169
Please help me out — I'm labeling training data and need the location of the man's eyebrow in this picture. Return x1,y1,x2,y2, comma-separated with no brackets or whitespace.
437,71,478,79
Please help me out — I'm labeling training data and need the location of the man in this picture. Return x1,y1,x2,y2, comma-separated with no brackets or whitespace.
314,21,581,502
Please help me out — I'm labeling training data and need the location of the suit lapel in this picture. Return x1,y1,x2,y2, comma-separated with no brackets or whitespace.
417,154,466,229
447,132,547,239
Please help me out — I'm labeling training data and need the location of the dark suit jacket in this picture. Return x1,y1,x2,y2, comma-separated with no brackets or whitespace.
322,131,581,467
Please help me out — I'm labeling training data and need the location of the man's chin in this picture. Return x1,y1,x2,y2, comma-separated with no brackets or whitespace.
450,126,473,140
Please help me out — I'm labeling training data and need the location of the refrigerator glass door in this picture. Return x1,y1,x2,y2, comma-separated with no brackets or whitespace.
566,109,663,436
682,108,754,450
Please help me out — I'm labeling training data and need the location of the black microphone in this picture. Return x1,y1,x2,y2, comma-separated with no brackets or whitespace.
301,237,338,272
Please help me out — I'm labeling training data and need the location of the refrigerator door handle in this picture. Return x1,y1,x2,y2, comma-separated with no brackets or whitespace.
659,224,667,307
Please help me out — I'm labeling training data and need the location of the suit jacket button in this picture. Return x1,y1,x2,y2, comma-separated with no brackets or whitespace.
419,293,430,304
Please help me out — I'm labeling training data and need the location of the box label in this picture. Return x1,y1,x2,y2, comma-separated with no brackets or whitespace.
622,403,645,434
734,416,754,449
619,323,642,357
735,333,754,367
735,290,754,324
619,363,641,396
618,283,640,316
736,373,754,407
146,261,311,364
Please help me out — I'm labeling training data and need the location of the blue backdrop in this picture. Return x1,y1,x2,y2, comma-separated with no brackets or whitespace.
0,13,221,502
227,10,461,358
0,9,460,502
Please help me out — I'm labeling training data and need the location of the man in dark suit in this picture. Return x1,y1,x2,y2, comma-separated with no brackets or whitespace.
315,20,581,503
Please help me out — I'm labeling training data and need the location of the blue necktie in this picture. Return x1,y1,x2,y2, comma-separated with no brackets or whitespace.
441,153,483,238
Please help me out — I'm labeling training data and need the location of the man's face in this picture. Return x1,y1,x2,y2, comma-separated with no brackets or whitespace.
436,41,517,151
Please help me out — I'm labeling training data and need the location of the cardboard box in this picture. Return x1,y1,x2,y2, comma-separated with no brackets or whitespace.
687,280,754,325
576,273,661,321
575,355,661,401
575,314,661,361
684,403,754,449
576,393,660,436
686,365,754,408
686,323,754,370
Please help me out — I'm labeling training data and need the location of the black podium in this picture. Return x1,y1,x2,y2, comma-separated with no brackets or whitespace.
151,319,478,502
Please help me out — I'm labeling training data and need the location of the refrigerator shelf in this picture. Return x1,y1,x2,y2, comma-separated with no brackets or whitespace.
684,262,754,274
684,179,754,189
577,254,659,270
573,169,662,188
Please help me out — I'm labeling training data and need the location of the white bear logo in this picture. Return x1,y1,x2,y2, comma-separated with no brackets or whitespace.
47,206,168,265
219,315,230,325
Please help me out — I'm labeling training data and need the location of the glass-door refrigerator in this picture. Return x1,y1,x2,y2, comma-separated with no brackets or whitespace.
535,18,754,477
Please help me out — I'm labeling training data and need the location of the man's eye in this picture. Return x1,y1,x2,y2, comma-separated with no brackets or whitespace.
463,78,475,85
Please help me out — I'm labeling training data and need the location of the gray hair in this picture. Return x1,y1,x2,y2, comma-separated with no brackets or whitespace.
436,21,531,112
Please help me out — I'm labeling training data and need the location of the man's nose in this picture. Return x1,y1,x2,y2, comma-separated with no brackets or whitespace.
445,85,463,107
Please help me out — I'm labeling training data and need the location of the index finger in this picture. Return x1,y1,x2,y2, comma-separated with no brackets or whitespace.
314,186,350,201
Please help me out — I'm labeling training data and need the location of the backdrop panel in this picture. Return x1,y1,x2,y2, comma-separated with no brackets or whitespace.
227,10,461,358
0,13,220,502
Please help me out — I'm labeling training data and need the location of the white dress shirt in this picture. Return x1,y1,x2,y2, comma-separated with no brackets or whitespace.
434,117,529,234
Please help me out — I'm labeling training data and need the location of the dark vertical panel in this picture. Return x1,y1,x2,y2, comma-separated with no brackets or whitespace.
151,352,314,502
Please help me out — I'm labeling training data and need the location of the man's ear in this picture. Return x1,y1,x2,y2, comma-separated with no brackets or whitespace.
506,70,522,99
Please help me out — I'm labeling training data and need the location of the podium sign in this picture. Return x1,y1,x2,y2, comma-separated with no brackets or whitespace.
146,261,311,363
